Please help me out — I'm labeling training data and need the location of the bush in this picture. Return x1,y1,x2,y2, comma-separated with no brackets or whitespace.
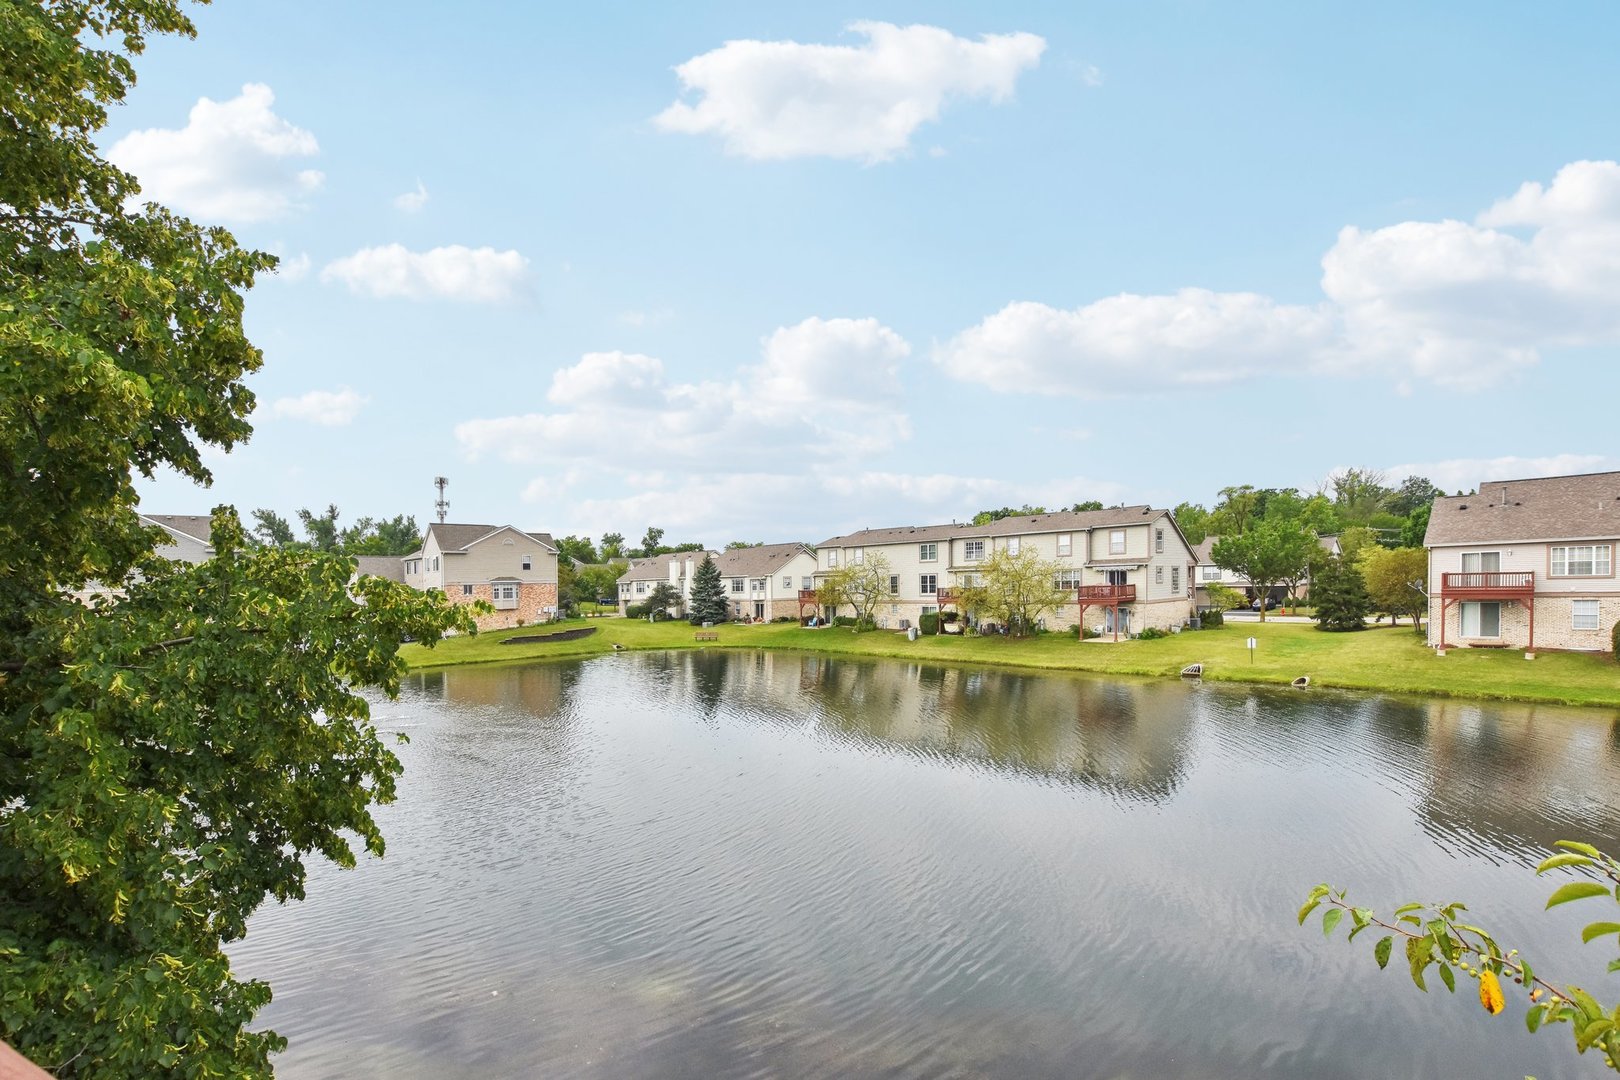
1613,620,1620,660
920,612,940,635
1201,608,1224,628
774,615,796,623
1082,626,1102,639
1067,624,1080,638
854,617,876,632
1137,626,1171,640
832,615,856,627
941,610,958,623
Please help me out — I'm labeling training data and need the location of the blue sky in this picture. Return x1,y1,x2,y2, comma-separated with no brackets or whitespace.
120,2,1620,546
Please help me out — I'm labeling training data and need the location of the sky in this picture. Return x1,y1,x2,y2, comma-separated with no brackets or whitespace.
117,1,1620,547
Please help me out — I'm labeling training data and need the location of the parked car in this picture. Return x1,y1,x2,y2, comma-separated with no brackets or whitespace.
1250,596,1281,611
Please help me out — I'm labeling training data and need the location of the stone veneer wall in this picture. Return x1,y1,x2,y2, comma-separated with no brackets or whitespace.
450,582,559,631
1430,595,1620,653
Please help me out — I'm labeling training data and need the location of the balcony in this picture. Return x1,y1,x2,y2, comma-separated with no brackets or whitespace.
1440,571,1534,597
1075,584,1136,602
799,589,820,603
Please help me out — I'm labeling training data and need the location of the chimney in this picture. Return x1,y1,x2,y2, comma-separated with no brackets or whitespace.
669,558,679,585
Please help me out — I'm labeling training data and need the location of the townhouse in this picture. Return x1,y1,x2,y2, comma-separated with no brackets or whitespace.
402,522,559,631
1192,533,1341,609
815,506,1196,635
617,543,818,621
1426,471,1620,653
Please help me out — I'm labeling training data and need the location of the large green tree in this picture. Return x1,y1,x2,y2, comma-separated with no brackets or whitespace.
0,5,469,1075
1210,519,1316,623
687,555,729,625
957,548,1070,637
1312,554,1372,631
1360,546,1428,630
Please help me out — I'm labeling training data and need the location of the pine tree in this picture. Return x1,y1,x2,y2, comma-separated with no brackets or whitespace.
688,554,728,624
1313,555,1372,632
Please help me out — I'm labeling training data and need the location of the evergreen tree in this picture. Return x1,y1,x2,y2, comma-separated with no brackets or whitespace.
688,554,728,624
1313,555,1372,632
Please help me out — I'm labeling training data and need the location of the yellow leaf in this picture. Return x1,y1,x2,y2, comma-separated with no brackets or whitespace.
1479,969,1506,1015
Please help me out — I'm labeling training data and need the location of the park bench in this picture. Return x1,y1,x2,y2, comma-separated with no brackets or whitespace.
694,631,719,642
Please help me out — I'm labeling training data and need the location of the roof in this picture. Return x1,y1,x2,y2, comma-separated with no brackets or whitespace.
617,550,717,584
354,555,406,582
1424,471,1620,546
140,514,214,546
714,542,815,578
1192,538,1216,564
818,505,1167,549
423,523,557,553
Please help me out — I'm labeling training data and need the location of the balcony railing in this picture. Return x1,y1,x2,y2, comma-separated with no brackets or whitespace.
798,590,820,603
1075,584,1136,602
1440,571,1534,595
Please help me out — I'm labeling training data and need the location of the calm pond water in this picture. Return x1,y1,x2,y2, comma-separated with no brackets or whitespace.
235,651,1620,1079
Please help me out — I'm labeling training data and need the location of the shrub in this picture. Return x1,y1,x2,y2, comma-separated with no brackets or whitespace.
941,610,959,623
1137,626,1171,640
1082,626,1102,639
773,615,796,623
854,617,876,632
832,615,857,627
1613,619,1620,660
920,612,940,635
1067,624,1080,638
1201,608,1225,628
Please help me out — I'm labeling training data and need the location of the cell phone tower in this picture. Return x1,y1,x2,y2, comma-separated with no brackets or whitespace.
433,476,450,523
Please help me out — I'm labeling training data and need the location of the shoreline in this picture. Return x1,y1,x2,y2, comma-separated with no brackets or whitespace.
401,617,1620,710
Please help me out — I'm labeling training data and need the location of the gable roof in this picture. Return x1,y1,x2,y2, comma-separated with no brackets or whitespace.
1424,471,1620,546
617,550,717,584
354,555,406,582
140,514,214,547
714,542,815,578
423,522,557,554
818,505,1174,549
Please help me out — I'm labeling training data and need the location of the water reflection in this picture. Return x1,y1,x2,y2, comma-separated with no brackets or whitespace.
237,652,1620,1080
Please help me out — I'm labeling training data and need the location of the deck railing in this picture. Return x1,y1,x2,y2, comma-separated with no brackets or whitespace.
1075,584,1136,602
1440,571,1534,594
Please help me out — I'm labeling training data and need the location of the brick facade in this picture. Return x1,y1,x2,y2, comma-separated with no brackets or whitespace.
448,582,560,631
1430,594,1619,653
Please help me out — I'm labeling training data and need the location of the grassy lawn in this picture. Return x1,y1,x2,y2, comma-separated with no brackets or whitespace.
400,617,1620,709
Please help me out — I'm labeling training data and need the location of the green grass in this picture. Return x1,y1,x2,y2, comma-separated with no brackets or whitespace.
400,616,1620,709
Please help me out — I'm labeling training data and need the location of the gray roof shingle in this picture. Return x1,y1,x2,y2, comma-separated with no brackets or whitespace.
425,523,557,553
354,555,406,582
817,506,1163,549
141,514,215,546
1424,471,1620,546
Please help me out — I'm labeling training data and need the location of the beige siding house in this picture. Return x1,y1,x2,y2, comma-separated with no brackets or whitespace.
402,523,559,630
1426,471,1620,653
816,506,1195,635
617,544,818,620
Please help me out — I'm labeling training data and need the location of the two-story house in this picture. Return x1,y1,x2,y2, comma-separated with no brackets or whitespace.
1426,471,1620,654
402,523,559,630
815,506,1195,636
1192,533,1341,609
617,544,818,621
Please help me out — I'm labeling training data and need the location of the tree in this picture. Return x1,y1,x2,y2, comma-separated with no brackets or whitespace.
339,513,419,556
687,555,728,624
297,504,341,551
1202,582,1245,613
1360,546,1428,630
1387,475,1444,517
599,532,626,560
645,581,683,620
1207,485,1261,536
573,563,623,606
0,7,471,1075
1068,500,1105,512
1328,467,1393,527
825,554,891,628
972,504,1047,525
248,509,297,548
725,540,762,550
1400,502,1433,549
1308,841,1620,1074
554,535,598,565
1311,555,1371,631
1173,501,1210,545
639,526,665,557
960,548,1069,637
1210,519,1315,623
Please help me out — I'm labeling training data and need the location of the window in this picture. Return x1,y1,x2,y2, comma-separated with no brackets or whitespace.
1155,566,1164,584
461,584,474,596
888,575,900,595
522,555,532,570
1007,536,1021,556
1573,599,1601,630
635,581,646,594
919,542,938,562
1056,533,1071,557
431,556,440,571
1155,528,1164,554
964,539,985,562
730,578,744,594
960,572,982,587
1053,569,1080,589
783,576,793,591
1109,530,1126,555
1461,602,1501,638
920,574,937,595
827,550,839,568
1202,566,1221,581
1552,545,1611,577
751,578,767,592
491,583,518,609
802,576,813,590
1460,551,1501,573
1171,567,1180,592
852,547,864,565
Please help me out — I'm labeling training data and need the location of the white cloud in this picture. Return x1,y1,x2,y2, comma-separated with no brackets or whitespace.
270,387,368,426
456,316,913,475
108,83,322,222
654,21,1045,163
1381,454,1620,495
1079,64,1105,88
268,252,311,282
939,160,1620,396
393,180,429,212
320,244,530,303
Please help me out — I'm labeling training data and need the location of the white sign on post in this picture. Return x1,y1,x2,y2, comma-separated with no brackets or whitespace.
1247,636,1257,663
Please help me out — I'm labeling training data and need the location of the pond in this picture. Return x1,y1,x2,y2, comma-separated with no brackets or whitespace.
235,651,1620,1079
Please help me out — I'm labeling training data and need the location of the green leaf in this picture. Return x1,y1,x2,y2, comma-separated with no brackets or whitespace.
1527,1005,1545,1033
1438,964,1455,993
1322,907,1343,938
1546,882,1610,910
1571,988,1604,1022
1298,898,1324,926
1374,936,1394,970
1581,922,1620,944
1537,852,1597,874
1392,902,1424,918
1406,937,1431,992
1555,841,1604,858
1577,1017,1613,1052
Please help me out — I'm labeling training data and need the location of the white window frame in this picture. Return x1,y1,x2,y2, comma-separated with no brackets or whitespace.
782,575,793,590
963,539,985,562
1155,566,1164,584
802,576,813,590
1551,544,1612,577
1572,599,1601,631
461,584,474,596
730,578,744,594
1460,551,1501,573
919,574,937,595
1109,530,1126,555
1202,566,1221,581
888,574,900,595
827,550,839,568
1460,601,1501,639
1171,566,1180,593
1007,536,1021,556
1155,528,1164,554
1056,534,1071,557
635,581,646,594
852,546,864,565
522,555,532,570
919,542,938,562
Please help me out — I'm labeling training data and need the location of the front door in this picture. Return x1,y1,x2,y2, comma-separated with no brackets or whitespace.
754,602,765,621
